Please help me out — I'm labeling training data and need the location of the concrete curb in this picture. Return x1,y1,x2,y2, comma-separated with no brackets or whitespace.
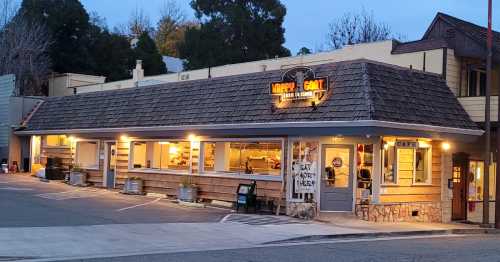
263,228,500,244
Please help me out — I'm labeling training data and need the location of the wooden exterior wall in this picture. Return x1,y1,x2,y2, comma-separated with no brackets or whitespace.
379,141,442,203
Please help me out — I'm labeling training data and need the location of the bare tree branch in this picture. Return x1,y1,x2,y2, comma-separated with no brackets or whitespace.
0,12,51,96
326,10,397,50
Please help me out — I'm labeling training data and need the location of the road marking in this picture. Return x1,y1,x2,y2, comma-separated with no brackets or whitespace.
0,187,33,191
115,198,162,212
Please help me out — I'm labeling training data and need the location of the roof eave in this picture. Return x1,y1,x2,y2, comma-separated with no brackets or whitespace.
15,120,484,137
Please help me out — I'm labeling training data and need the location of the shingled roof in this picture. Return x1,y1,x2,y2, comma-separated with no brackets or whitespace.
21,60,479,134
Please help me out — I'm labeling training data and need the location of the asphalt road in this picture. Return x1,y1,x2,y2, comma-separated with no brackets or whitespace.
63,235,500,262
0,174,229,227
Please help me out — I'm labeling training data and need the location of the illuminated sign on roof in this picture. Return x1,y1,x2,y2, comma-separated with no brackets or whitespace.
270,67,328,100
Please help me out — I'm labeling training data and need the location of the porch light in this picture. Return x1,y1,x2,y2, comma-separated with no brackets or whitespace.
188,134,198,141
383,143,389,150
441,142,451,151
159,141,170,145
120,135,129,141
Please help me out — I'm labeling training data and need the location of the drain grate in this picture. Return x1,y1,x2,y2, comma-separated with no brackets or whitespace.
222,214,308,225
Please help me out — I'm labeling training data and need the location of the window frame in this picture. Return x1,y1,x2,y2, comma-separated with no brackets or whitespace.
74,139,101,170
127,139,192,174
466,69,487,97
412,146,433,185
199,138,285,181
381,143,398,186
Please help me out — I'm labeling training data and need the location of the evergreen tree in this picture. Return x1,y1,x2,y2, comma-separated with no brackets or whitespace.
179,0,290,70
134,32,167,76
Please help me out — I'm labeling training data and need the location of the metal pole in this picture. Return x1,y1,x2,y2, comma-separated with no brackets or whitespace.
484,0,492,227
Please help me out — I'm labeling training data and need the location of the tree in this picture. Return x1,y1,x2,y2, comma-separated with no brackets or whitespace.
88,16,135,81
19,0,93,74
179,0,291,70
116,7,153,38
0,0,51,95
326,10,395,50
134,32,167,76
297,47,312,55
155,0,195,57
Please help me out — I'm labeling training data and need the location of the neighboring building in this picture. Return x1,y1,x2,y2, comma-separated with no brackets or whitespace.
0,74,44,171
48,73,106,97
163,56,184,73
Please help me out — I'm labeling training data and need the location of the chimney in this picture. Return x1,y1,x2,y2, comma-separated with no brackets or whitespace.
133,60,144,83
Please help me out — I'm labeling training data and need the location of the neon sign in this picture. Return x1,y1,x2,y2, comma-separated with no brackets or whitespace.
270,67,328,100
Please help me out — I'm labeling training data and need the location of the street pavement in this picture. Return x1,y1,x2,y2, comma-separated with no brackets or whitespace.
0,174,228,227
0,174,495,262
59,235,500,262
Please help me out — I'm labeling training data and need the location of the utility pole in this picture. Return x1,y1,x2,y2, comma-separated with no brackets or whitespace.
490,0,500,230
484,0,492,227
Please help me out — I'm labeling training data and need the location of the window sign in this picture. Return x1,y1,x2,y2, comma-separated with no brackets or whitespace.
270,67,328,101
292,141,319,195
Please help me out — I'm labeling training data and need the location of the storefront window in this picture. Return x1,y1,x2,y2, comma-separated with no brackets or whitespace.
31,136,41,164
131,141,190,171
357,144,373,191
75,141,99,169
202,141,282,176
414,147,430,184
291,141,319,201
468,161,496,201
382,142,396,184
46,135,70,147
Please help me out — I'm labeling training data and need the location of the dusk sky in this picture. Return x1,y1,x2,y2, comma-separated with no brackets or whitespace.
81,0,500,54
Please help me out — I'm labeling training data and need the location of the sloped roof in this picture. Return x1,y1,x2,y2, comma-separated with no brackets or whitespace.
426,12,500,53
392,39,448,54
20,60,479,134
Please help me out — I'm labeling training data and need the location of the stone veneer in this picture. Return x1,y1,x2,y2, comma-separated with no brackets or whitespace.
286,202,317,220
356,202,442,223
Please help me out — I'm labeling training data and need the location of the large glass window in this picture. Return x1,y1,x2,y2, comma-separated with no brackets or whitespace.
382,142,396,184
467,69,486,97
291,141,319,201
31,136,41,164
202,141,282,176
468,161,496,201
46,135,70,147
131,141,190,171
414,147,431,184
75,141,99,169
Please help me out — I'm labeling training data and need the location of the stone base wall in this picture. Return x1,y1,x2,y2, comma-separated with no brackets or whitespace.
286,202,317,220
356,202,442,223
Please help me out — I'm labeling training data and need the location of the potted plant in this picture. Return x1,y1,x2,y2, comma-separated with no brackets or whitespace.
178,175,198,202
123,176,144,195
69,164,88,186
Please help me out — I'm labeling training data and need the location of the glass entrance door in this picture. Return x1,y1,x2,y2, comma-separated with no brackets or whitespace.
320,145,354,211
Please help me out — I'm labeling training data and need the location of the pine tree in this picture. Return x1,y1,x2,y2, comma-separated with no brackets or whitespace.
178,0,290,70
134,32,167,76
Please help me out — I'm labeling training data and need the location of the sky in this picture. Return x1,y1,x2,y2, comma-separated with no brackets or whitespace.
80,0,500,55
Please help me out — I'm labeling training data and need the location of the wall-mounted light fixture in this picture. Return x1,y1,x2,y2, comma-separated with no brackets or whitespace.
441,142,451,151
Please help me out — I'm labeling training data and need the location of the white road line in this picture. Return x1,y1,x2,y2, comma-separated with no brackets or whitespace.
0,187,33,191
115,198,162,212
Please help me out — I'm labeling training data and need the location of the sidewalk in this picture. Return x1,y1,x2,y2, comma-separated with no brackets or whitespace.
0,214,492,262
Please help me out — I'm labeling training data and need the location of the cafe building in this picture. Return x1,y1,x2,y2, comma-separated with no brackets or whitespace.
15,59,482,222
